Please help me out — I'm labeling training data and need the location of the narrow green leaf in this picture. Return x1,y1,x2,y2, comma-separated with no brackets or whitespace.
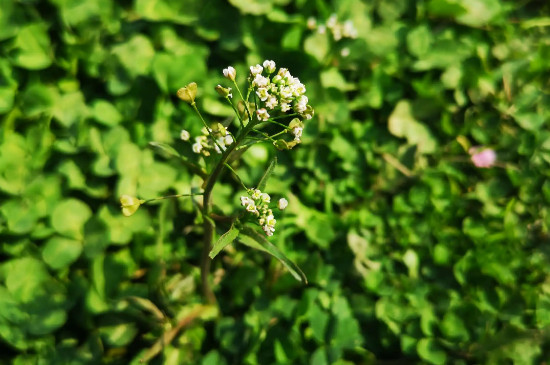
257,156,277,191
125,296,165,321
148,141,181,159
238,234,269,253
209,227,239,259
240,227,307,283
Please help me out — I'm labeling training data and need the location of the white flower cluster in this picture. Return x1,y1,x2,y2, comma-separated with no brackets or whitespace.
308,14,358,41
248,60,314,122
181,124,234,156
240,189,288,236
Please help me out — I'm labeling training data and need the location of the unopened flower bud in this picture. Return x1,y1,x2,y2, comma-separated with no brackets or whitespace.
224,135,234,146
278,198,288,210
223,66,236,81
216,123,227,136
180,129,190,141
177,82,198,104
256,108,270,121
263,60,276,74
250,64,263,76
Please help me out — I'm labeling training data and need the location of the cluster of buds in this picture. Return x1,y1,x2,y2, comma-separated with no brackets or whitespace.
240,188,288,236
181,123,234,156
307,14,358,41
247,60,314,122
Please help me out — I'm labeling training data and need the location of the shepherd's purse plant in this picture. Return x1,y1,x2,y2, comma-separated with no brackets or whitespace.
120,60,313,303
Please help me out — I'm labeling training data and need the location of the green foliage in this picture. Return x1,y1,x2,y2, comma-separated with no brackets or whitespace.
1,0,550,363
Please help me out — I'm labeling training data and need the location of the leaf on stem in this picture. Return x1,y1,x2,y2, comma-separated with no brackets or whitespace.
239,226,308,283
257,156,277,191
209,226,239,259
149,141,181,159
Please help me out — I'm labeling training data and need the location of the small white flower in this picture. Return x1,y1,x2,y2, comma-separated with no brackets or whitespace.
256,87,269,101
192,142,203,154
260,193,271,203
263,60,276,74
246,202,258,214
292,127,303,141
277,68,290,79
256,108,270,121
327,14,338,29
223,66,236,81
307,17,317,29
251,189,262,200
250,64,263,75
240,196,252,207
180,129,190,141
332,27,342,41
265,214,276,227
294,102,307,113
215,137,226,153
224,135,234,146
293,83,306,96
280,86,293,99
280,102,291,112
266,96,278,109
278,198,288,210
253,74,269,88
340,47,350,57
342,20,358,38
263,225,275,236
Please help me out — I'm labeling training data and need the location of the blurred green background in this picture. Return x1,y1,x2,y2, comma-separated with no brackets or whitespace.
1,0,550,363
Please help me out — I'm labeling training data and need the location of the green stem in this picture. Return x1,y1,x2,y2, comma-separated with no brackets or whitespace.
252,129,277,143
191,102,225,153
272,113,299,120
236,140,266,150
143,193,204,204
266,119,293,130
200,117,258,305
226,97,244,129
232,80,253,124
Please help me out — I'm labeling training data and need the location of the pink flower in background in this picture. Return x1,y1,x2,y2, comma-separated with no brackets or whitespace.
469,147,497,168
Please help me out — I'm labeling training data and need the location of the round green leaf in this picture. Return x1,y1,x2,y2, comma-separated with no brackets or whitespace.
5,257,50,302
1,199,38,234
51,199,92,239
42,236,83,270
91,99,122,126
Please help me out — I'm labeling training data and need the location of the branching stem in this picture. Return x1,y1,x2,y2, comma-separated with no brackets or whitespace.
199,110,258,304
